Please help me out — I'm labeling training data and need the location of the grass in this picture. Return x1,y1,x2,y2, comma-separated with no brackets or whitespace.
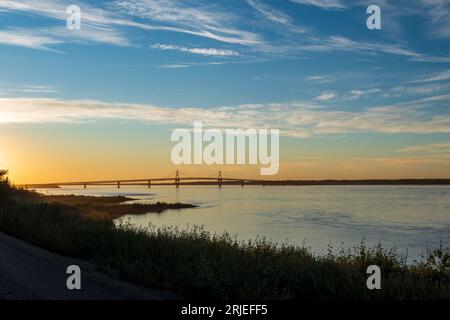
0,171,449,299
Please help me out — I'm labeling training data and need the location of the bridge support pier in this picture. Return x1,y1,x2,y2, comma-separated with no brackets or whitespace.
148,180,151,188
218,171,223,188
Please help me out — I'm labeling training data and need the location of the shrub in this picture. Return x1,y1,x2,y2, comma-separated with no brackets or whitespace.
0,169,11,200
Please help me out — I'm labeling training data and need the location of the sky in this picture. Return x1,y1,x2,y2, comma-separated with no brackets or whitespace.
0,0,449,183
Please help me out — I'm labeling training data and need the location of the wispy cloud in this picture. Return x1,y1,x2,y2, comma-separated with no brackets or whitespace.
1,0,262,47
419,0,450,39
306,75,335,84
290,0,346,10
0,84,57,96
152,43,239,57
0,0,447,67
344,88,381,100
315,91,337,101
389,83,450,96
0,28,61,51
398,142,450,153
0,25,130,50
157,60,254,69
0,0,145,29
246,0,291,24
246,0,305,33
0,0,132,49
157,64,190,69
410,70,450,83
113,0,263,46
302,35,450,63
2,95,449,138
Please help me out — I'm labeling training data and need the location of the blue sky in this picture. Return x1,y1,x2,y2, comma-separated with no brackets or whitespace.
0,0,449,106
0,0,449,181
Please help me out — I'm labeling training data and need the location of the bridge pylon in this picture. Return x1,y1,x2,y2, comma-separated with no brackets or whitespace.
175,170,180,188
148,180,151,188
218,171,223,188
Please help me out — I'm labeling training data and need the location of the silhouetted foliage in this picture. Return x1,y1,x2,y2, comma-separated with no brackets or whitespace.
0,169,11,200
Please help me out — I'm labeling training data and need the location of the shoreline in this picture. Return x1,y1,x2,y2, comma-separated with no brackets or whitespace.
41,194,197,220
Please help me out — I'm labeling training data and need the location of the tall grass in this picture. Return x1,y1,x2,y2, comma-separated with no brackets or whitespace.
0,172,448,299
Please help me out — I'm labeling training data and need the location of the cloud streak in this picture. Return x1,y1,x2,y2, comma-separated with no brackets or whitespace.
315,91,337,101
411,70,450,83
398,142,450,153
152,43,239,56
0,0,448,66
113,0,263,46
0,29,61,51
290,0,346,10
0,0,262,48
1,96,449,138
302,35,450,63
246,0,293,25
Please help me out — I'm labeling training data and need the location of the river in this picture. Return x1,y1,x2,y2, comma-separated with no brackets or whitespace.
37,185,450,261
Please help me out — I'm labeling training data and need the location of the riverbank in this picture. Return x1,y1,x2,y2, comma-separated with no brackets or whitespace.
0,177,449,299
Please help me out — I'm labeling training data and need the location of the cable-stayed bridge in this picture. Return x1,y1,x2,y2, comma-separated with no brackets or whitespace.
19,171,450,189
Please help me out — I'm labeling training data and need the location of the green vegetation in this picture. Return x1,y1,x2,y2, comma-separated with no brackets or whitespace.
0,171,449,299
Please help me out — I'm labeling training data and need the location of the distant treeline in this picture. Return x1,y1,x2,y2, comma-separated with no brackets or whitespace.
174,179,450,186
255,179,450,185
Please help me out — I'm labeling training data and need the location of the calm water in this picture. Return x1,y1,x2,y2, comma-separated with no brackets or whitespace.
37,185,450,260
